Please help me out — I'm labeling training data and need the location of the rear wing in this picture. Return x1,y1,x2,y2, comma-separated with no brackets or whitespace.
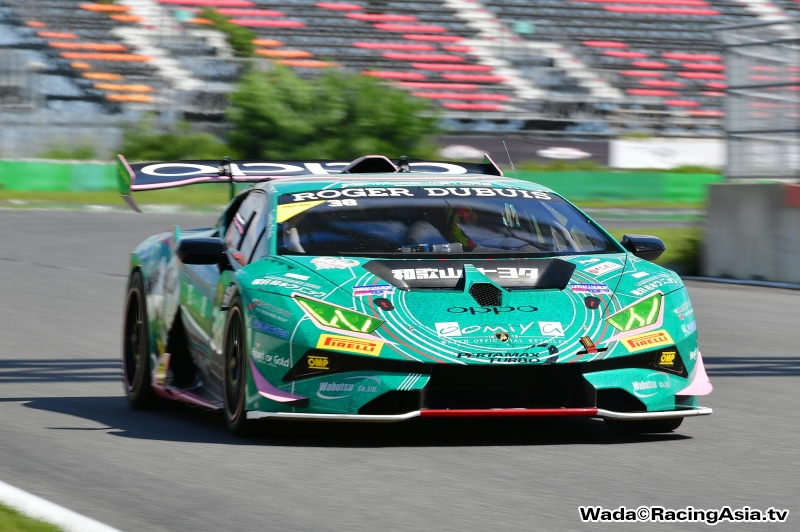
117,154,503,212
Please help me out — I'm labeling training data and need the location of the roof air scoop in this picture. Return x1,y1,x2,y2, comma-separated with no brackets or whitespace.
342,155,398,174
463,264,507,306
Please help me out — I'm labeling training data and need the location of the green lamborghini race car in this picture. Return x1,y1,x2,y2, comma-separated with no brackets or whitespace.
119,154,712,436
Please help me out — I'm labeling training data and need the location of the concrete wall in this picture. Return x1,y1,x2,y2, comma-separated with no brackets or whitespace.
703,182,800,283
0,110,124,160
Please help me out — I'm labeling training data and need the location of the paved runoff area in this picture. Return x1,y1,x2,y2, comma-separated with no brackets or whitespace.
0,210,796,532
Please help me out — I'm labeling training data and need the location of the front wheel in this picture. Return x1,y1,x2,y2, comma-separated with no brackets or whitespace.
605,417,683,434
123,271,158,409
222,296,252,437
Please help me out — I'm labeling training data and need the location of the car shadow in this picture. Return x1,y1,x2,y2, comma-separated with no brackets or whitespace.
6,395,691,447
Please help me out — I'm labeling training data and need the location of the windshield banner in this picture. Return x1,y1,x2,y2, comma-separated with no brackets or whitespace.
363,259,576,290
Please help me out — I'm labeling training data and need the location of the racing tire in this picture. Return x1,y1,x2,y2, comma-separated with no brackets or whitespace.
123,270,159,409
604,417,683,434
222,296,252,437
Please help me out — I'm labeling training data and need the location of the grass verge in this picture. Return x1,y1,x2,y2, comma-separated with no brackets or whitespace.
0,184,237,207
0,503,63,532
0,190,705,211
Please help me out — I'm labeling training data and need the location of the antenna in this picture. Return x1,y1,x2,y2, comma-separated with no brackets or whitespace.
219,156,234,201
503,141,517,178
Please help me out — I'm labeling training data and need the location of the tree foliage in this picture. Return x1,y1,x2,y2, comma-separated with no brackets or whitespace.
200,8,255,58
121,119,231,162
227,67,439,161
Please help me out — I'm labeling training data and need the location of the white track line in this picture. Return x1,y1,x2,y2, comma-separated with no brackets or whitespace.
0,480,122,532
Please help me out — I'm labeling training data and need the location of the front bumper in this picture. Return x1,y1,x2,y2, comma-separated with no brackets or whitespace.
246,406,712,422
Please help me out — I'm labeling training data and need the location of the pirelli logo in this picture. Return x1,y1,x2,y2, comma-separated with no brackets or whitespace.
622,329,673,352
316,334,383,356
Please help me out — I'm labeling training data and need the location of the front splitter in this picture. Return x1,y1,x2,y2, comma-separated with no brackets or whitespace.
246,406,712,422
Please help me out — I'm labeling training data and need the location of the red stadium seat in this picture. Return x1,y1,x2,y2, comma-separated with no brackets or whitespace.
316,2,362,10
384,53,465,62
347,13,418,22
583,41,628,48
363,71,427,80
157,0,254,6
627,88,678,96
375,24,447,33
640,79,684,87
216,9,284,16
706,82,727,89
664,99,700,106
702,91,725,97
442,45,473,53
573,0,708,4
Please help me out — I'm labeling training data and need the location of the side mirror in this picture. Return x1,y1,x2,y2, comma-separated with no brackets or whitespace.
620,234,666,261
176,237,228,265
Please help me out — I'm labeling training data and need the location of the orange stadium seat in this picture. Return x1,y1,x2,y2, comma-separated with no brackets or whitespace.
38,32,78,39
49,43,129,52
95,83,155,92
83,72,125,81
252,39,283,47
375,24,447,33
80,3,132,12
256,50,314,58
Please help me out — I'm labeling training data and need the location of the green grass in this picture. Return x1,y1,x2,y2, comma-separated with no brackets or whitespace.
0,184,238,207
0,189,705,211
0,503,64,532
607,227,701,274
574,200,704,210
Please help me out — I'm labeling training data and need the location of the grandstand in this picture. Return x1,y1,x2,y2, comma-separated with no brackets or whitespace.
0,0,785,136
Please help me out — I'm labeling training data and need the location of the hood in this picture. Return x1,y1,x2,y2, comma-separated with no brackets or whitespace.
260,254,684,365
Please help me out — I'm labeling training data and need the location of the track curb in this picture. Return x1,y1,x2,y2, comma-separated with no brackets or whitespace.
0,480,122,532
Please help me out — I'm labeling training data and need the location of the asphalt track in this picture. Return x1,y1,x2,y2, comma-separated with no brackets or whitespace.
0,210,797,532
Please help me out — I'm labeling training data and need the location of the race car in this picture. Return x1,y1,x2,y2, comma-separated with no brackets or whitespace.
118,154,712,436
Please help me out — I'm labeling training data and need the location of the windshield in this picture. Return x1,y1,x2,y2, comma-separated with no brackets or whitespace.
277,186,617,256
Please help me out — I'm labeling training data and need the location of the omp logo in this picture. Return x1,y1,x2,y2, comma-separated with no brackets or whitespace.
307,355,329,370
316,334,383,356
623,330,673,352
659,351,676,366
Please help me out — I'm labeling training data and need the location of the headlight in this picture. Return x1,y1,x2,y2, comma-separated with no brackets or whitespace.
294,296,384,334
606,292,662,332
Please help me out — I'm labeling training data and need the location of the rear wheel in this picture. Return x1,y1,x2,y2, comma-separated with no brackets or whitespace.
123,271,158,409
223,296,252,437
605,417,683,434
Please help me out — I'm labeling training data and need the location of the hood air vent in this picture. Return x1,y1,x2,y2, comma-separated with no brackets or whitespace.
469,283,503,306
